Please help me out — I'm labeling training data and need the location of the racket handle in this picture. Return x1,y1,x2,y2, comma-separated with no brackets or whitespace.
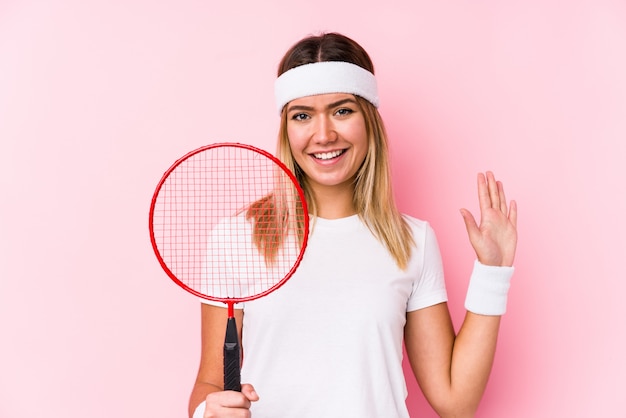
223,317,241,392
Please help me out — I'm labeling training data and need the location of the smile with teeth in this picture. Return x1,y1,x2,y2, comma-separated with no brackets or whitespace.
313,149,345,160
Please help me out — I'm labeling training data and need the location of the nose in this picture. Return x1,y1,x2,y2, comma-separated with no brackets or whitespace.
313,115,337,144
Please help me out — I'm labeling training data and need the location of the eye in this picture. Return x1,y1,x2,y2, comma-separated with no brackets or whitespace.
335,108,354,117
291,113,309,121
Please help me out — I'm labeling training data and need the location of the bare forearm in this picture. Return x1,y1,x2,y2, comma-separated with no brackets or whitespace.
405,304,498,417
444,312,501,417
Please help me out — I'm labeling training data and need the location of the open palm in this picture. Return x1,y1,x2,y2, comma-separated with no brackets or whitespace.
460,172,518,267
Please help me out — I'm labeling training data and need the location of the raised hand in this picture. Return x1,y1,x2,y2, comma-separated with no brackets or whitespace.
460,171,518,267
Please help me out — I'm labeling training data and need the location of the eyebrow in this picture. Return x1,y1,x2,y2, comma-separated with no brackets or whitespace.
287,98,358,114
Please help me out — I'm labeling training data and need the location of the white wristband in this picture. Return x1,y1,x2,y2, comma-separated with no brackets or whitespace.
465,260,514,315
192,400,206,418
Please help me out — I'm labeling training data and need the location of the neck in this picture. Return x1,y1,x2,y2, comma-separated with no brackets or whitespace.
310,183,356,219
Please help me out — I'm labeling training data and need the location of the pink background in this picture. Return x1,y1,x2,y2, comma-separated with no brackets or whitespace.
1,1,625,417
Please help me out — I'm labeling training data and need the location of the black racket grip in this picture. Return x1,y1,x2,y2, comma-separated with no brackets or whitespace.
223,317,241,392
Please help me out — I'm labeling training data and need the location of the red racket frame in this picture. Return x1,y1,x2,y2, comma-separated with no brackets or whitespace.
149,142,309,312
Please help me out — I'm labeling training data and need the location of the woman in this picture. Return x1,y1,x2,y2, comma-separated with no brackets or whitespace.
189,32,517,418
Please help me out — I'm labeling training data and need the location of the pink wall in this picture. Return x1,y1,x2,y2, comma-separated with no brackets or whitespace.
1,1,624,417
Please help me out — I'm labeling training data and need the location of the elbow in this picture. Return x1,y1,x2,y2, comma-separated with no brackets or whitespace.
437,409,479,418
430,397,481,418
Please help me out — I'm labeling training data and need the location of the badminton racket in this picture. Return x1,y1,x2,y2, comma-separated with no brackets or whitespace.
149,142,309,391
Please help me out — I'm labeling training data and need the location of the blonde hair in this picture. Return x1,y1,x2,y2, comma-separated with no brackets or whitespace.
245,170,306,265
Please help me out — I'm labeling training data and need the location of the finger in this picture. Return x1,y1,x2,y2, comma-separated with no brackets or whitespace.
508,200,518,229
241,384,260,402
486,171,500,209
460,208,480,243
210,390,252,409
477,172,491,213
497,180,508,213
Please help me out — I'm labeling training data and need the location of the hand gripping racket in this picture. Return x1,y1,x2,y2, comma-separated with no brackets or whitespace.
149,143,309,391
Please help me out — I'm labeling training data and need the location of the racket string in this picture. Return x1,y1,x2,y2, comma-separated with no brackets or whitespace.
152,145,307,301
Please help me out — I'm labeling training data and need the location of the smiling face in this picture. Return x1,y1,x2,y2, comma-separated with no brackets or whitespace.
286,93,369,199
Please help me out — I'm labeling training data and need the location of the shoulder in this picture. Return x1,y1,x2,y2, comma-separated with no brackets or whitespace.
401,214,441,261
402,213,428,228
402,214,435,237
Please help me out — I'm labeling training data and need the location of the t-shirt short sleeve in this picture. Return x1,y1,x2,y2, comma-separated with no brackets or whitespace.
406,220,448,312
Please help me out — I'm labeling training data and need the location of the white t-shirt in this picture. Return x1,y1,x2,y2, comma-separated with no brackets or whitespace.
203,214,448,417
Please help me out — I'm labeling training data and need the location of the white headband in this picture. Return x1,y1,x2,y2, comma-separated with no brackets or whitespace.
274,61,379,114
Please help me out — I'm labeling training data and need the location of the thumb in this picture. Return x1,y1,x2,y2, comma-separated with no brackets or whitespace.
460,208,480,242
241,384,260,402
